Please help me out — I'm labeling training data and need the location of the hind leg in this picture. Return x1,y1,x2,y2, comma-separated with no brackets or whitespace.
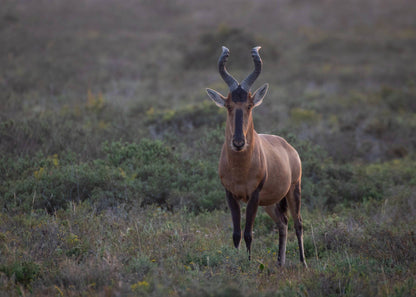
264,197,289,266
286,181,307,267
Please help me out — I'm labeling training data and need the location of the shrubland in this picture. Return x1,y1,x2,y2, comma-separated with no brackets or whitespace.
0,0,415,295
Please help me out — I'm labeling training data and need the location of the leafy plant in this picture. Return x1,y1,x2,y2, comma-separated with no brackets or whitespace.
0,261,40,287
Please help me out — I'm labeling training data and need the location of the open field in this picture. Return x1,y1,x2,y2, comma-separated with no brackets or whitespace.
1,0,415,295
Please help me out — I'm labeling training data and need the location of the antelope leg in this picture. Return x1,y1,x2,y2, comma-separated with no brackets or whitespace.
226,190,241,249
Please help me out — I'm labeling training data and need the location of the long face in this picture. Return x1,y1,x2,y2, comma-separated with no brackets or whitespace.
206,83,269,152
226,86,254,151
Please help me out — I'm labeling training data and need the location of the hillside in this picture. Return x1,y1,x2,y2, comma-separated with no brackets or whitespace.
0,0,415,296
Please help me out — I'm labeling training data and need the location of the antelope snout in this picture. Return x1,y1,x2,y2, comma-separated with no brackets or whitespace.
232,138,245,151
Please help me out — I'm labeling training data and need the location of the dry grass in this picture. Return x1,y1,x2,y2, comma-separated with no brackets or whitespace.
0,200,414,296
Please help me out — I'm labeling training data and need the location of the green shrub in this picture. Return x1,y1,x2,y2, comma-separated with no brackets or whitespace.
290,108,322,125
379,85,416,112
1,139,224,212
127,254,156,277
145,101,225,139
103,139,224,210
282,133,401,210
0,261,40,287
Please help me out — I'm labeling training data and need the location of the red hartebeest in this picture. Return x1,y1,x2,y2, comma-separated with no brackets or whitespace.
206,46,307,267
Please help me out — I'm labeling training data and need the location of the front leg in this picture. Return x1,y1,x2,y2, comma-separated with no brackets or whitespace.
244,188,260,260
226,190,241,249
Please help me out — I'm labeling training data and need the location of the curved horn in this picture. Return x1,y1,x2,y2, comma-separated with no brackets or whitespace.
218,46,239,91
240,46,263,92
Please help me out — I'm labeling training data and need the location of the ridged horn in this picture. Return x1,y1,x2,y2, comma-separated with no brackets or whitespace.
240,46,263,92
218,46,239,91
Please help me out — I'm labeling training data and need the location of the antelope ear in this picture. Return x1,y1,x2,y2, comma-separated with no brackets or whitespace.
252,83,269,107
206,88,226,108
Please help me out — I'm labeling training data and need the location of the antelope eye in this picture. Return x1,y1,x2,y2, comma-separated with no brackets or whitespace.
247,104,253,110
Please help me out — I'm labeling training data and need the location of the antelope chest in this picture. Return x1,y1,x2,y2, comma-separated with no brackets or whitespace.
219,167,264,201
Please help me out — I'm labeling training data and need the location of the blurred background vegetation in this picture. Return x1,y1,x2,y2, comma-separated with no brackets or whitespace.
0,0,415,296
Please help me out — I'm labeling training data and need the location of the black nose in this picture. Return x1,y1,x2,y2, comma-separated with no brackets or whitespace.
232,138,245,150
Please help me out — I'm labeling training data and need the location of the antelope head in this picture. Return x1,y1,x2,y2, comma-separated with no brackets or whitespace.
206,46,269,152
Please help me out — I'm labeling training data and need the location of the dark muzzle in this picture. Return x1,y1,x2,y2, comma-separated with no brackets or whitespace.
232,138,245,151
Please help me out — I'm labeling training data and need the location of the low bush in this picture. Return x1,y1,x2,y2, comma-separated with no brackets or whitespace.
0,102,123,159
1,139,224,213
283,133,416,210
145,101,225,139
0,261,40,288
